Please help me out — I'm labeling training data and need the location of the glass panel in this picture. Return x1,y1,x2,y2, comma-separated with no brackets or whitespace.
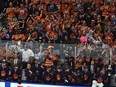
0,41,113,83
76,43,111,73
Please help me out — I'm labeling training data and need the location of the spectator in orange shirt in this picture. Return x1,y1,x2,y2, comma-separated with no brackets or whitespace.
61,3,71,19
8,17,19,32
26,15,35,29
18,3,28,21
6,2,17,22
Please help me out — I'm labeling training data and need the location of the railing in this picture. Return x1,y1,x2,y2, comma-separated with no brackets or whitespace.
0,8,7,31
0,8,6,20
0,41,112,64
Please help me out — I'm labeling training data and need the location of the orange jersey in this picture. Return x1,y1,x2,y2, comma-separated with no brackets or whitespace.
6,7,17,18
45,58,54,66
62,4,71,17
18,8,28,19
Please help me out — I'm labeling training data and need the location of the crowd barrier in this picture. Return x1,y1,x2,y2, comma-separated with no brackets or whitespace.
0,82,90,87
0,41,115,64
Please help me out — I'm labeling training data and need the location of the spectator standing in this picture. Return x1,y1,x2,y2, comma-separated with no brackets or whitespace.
12,52,22,69
19,45,34,69
17,3,28,29
6,2,17,22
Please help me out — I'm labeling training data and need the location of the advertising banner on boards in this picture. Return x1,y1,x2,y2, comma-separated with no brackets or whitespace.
0,82,90,87
0,82,5,87
10,82,89,87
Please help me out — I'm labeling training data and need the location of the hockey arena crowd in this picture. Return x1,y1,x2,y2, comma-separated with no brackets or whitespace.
0,0,116,87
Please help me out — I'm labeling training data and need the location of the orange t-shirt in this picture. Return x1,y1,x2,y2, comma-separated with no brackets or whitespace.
45,58,54,66
6,7,17,18
62,4,71,17
26,20,35,28
100,5,109,16
34,15,42,24
79,25,88,30
45,23,52,31
49,31,55,38
12,34,26,41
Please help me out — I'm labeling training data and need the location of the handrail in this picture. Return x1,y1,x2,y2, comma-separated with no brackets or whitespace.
0,8,6,20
